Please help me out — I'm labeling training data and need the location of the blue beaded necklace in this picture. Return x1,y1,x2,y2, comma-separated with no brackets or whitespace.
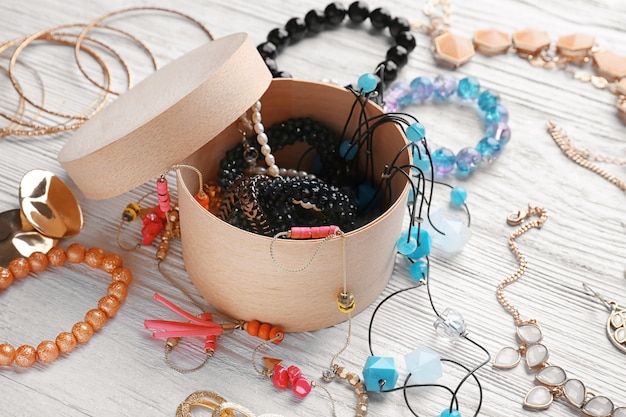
384,75,511,177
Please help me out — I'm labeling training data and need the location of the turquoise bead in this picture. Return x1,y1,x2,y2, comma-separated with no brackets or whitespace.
407,228,431,260
357,73,378,93
477,90,500,112
339,140,358,160
486,122,511,145
413,150,431,174
476,137,502,162
405,346,442,384
396,234,418,255
450,187,467,206
409,260,428,281
457,76,480,101
362,356,398,392
431,148,456,176
409,76,433,101
433,74,457,99
406,122,426,142
455,147,481,176
440,409,462,417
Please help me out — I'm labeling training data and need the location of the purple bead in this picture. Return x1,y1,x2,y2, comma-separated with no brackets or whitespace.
455,147,481,176
387,82,410,100
495,104,509,124
384,101,399,112
431,148,456,176
476,137,502,162
409,76,433,101
485,122,511,145
433,75,457,99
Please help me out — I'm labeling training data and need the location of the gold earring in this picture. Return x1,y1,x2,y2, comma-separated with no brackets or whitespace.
583,283,626,354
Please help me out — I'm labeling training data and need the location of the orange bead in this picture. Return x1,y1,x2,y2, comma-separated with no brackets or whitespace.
66,243,86,263
111,267,133,285
9,258,30,279
0,343,16,366
72,322,94,343
98,295,120,318
101,253,123,273
46,246,67,266
55,332,77,353
84,247,105,268
257,323,271,340
246,320,260,337
14,345,36,367
0,268,14,290
36,340,59,363
107,281,128,302
85,309,107,331
270,327,285,344
28,251,49,273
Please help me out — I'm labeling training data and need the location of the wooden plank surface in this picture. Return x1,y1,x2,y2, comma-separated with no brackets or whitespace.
1,0,625,416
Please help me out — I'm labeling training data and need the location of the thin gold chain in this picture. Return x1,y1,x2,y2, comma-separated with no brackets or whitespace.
547,121,626,192
496,206,548,326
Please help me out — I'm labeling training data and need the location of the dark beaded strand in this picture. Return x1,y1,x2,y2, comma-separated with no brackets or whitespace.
257,1,416,88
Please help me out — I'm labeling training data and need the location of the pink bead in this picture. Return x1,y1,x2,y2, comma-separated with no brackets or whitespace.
271,364,289,390
292,377,312,398
156,178,171,213
287,365,302,386
329,225,340,234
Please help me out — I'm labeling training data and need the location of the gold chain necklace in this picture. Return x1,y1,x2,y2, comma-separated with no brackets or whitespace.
493,206,626,416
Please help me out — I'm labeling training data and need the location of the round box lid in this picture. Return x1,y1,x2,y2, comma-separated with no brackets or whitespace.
58,33,272,199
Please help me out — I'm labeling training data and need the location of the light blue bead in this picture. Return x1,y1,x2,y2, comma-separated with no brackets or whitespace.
450,187,467,207
476,137,502,162
431,148,456,176
358,73,378,93
413,152,431,174
483,107,502,124
405,346,442,384
410,260,428,281
339,140,358,160
433,75,457,99
406,122,426,142
440,409,462,417
409,76,433,101
457,76,480,101
455,147,481,176
362,356,398,392
408,228,432,260
397,234,418,255
486,122,511,145
477,90,500,112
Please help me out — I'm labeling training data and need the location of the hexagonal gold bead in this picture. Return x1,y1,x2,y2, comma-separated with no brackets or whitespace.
512,29,551,56
433,32,475,68
592,50,626,82
556,33,595,58
474,28,511,56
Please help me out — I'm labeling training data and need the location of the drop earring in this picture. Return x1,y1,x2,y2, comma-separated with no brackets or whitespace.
583,283,626,354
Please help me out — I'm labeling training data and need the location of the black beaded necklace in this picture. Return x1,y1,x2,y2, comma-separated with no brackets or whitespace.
257,1,417,88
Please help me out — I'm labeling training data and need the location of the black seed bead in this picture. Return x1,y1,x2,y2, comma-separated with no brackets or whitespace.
377,59,398,83
324,2,347,26
267,28,290,51
304,9,325,33
386,45,408,68
395,31,417,52
369,7,391,30
348,1,369,23
388,16,410,38
257,41,277,59
285,17,307,42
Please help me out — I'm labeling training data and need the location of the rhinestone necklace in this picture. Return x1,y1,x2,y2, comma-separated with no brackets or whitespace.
493,206,626,417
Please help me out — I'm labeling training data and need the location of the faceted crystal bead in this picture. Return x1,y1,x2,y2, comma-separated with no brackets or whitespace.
582,396,614,417
476,137,503,162
592,50,626,81
407,228,432,260
434,308,467,339
405,346,442,384
457,77,480,101
517,323,543,343
486,122,511,145
536,365,567,386
473,29,511,55
478,90,500,112
493,346,521,369
410,76,434,101
563,379,586,407
410,260,428,282
524,386,553,410
525,343,549,368
362,356,398,392
433,32,475,67
512,29,551,56
322,368,335,382
433,75,457,99
455,147,481,176
424,208,471,254
556,33,595,59
431,148,456,176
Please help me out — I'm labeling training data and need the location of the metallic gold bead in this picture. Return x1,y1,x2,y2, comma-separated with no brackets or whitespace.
337,366,349,379
347,373,361,386
337,291,355,313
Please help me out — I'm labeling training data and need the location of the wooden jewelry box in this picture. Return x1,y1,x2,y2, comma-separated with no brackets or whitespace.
58,33,410,332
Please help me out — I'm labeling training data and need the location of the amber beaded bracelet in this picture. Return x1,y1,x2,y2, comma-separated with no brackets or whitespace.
0,243,132,368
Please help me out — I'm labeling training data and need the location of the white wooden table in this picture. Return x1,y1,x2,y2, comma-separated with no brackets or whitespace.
1,1,625,416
